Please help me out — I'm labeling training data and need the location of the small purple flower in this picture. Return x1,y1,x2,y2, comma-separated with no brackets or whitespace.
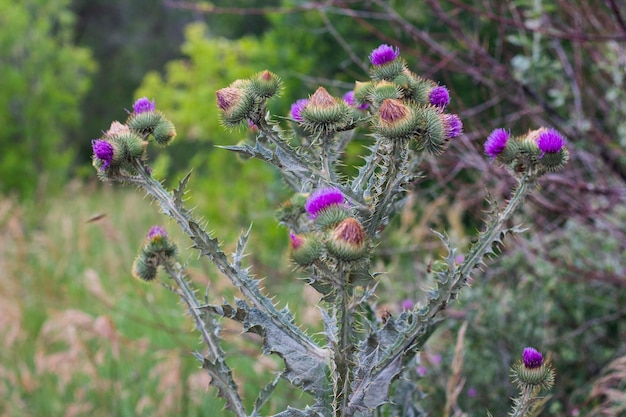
290,98,310,122
401,299,414,310
417,365,427,377
484,128,510,160
467,387,477,398
369,44,400,66
148,225,168,241
91,139,114,170
443,113,463,139
305,187,346,219
343,91,369,110
429,86,450,108
522,347,543,369
289,232,304,249
133,97,156,114
537,128,565,156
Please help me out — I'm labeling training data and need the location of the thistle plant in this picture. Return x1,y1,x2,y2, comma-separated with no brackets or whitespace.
91,44,568,416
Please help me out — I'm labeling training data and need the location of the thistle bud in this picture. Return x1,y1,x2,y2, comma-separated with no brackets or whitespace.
105,121,130,137
132,226,178,282
326,217,368,261
369,81,403,106
114,131,148,161
299,87,352,135
127,109,165,135
511,347,555,391
353,81,374,107
412,105,447,155
374,99,418,141
152,118,176,146
369,44,405,81
305,187,349,229
249,70,281,99
289,232,322,267
216,83,255,128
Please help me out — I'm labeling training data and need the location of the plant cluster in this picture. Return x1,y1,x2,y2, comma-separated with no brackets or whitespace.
91,44,567,416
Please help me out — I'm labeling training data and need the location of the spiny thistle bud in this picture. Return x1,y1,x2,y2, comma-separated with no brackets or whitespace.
216,83,255,128
113,131,148,162
127,109,164,136
152,118,176,146
132,97,156,114
326,217,368,261
484,128,518,164
353,81,374,107
369,81,404,106
536,128,569,171
91,139,115,171
374,99,418,141
132,226,178,282
405,74,437,105
249,70,281,99
412,105,447,155
105,121,130,137
369,44,405,81
290,98,309,122
289,232,322,267
299,87,352,135
305,187,349,229
429,85,451,108
511,347,555,391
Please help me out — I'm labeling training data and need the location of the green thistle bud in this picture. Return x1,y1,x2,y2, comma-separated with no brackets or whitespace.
152,118,176,146
249,70,281,99
374,99,418,141
132,254,158,282
132,226,178,282
216,84,255,128
314,204,350,230
299,87,352,135
289,232,323,267
127,110,165,136
325,217,368,261
369,58,407,82
368,81,403,107
411,105,447,154
112,131,148,163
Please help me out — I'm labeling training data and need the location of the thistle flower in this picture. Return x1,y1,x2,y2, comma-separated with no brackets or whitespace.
132,226,177,282
429,85,450,108
299,87,352,134
511,346,555,391
290,98,310,122
249,70,281,98
375,99,418,141
216,84,255,128
92,139,114,170
369,44,400,66
537,128,566,156
441,113,463,139
105,121,130,137
148,225,168,241
522,347,543,369
305,187,346,219
484,128,510,160
289,232,322,267
133,97,156,114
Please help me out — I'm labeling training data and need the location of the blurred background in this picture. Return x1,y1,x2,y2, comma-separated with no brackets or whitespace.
1,0,624,415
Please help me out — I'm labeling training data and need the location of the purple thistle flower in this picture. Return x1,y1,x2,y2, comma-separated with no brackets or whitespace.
401,299,414,310
289,232,304,249
133,97,156,114
443,113,463,139
429,86,450,108
369,44,400,66
537,128,565,156
343,91,369,110
484,128,510,160
290,98,309,122
91,139,114,170
522,347,543,369
148,225,168,241
305,187,346,219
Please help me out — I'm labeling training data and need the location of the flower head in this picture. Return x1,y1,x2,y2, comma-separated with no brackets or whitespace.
133,97,156,114
369,44,400,66
148,225,168,241
442,113,463,139
326,217,368,261
522,347,543,369
429,85,450,108
290,98,310,122
305,187,346,219
91,139,114,170
401,299,414,310
537,128,565,156
484,128,510,160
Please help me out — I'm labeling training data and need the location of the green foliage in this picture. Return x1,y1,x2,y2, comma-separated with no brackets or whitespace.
0,0,95,198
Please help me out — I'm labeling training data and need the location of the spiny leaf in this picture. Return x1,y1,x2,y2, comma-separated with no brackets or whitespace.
173,170,192,206
252,371,284,416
